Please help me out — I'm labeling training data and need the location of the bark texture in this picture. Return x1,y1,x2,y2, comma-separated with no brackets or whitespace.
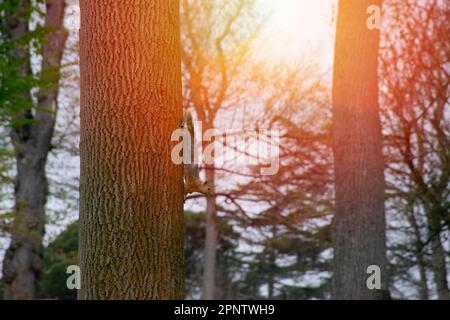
331,0,389,300
79,0,184,299
2,0,67,300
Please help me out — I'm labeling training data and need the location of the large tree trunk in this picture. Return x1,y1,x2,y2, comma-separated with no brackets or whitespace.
2,0,67,300
202,167,218,299
78,0,184,299
331,0,389,299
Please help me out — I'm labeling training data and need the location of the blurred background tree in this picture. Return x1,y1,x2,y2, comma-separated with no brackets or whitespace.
0,0,67,299
381,0,450,299
37,222,77,300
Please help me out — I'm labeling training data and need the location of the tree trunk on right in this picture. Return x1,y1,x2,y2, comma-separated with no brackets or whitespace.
331,0,389,300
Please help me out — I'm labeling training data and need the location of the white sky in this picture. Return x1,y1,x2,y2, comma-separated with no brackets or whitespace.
257,0,337,69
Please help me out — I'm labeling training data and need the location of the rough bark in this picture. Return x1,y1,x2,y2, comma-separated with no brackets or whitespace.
2,0,67,300
202,166,218,299
331,0,389,299
78,0,184,299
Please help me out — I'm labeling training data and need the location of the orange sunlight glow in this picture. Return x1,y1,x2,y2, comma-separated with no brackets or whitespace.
258,0,337,68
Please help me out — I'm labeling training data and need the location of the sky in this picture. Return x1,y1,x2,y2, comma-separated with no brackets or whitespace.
257,0,337,69
63,0,337,69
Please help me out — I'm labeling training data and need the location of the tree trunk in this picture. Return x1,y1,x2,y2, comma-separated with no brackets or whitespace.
426,206,449,300
267,225,277,300
331,0,389,299
2,0,67,300
406,205,429,300
202,166,218,299
78,0,184,299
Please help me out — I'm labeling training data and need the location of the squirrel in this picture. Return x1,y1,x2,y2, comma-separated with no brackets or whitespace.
182,112,212,197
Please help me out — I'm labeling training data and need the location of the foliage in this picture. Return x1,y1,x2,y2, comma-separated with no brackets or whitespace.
37,222,78,300
0,0,54,126
185,210,240,299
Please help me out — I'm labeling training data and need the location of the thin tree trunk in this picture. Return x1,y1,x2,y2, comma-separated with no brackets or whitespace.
331,0,389,300
406,206,429,300
416,252,429,300
202,166,218,299
426,207,449,300
78,0,184,299
267,225,277,300
2,0,67,300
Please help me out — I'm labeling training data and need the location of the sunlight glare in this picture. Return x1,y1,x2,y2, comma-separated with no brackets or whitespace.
258,0,337,67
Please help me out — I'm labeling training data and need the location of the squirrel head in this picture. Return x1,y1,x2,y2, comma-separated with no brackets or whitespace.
200,181,213,195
